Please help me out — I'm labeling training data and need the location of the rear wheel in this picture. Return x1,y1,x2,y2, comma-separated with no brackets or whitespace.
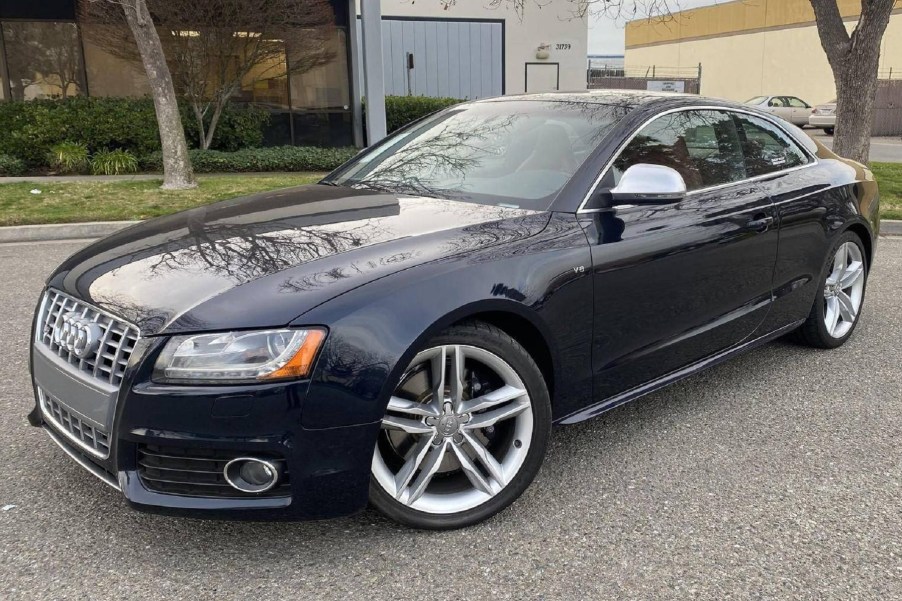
825,127,835,136
370,322,551,529
795,231,867,348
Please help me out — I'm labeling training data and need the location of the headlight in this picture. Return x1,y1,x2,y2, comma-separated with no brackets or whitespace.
152,328,326,384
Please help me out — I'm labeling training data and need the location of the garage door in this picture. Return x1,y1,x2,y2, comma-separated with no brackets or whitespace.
358,18,504,100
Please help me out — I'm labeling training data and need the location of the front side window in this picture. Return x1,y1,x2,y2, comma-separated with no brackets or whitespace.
330,100,635,209
733,113,810,177
606,110,746,191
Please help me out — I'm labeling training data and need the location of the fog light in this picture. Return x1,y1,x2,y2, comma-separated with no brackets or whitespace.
224,457,281,493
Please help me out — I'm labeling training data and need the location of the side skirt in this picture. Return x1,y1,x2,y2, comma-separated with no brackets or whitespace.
556,320,805,425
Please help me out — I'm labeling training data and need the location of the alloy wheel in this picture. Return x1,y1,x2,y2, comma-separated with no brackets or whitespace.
371,344,534,514
823,240,865,339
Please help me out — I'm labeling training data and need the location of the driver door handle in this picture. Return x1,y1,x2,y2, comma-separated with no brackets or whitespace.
748,214,774,233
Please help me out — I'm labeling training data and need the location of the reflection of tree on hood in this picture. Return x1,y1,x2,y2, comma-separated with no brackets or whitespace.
142,218,373,284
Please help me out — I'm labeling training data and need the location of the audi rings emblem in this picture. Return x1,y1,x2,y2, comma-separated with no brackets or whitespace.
52,312,102,358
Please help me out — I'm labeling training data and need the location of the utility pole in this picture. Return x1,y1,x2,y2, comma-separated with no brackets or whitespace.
360,0,387,145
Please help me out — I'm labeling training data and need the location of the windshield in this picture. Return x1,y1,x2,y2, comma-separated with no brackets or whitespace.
745,96,768,104
328,100,634,210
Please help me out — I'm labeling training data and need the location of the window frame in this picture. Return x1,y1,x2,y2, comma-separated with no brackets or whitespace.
577,105,819,214
785,96,810,109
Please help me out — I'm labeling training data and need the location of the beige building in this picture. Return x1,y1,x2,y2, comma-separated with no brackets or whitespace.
625,0,902,106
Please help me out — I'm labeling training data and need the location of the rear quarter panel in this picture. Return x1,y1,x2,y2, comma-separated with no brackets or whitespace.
759,143,878,332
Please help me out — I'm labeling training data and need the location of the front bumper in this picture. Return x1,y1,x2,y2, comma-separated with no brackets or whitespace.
29,336,381,521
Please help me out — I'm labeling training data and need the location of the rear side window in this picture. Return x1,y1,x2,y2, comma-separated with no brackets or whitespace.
609,109,746,191
733,113,810,177
787,97,809,108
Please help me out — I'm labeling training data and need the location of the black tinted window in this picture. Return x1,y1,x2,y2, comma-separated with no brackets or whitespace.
733,113,809,177
610,110,746,191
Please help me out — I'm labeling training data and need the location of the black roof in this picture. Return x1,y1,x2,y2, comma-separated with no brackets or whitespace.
477,89,760,115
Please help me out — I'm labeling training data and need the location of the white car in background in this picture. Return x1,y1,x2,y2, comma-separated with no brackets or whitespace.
745,95,813,127
809,100,836,135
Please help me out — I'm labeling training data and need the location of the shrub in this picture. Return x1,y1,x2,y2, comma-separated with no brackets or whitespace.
141,146,357,174
48,141,90,174
0,154,25,176
91,149,139,175
383,95,463,132
0,97,270,168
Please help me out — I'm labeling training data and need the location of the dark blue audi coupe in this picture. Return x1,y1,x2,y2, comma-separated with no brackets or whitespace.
29,91,879,529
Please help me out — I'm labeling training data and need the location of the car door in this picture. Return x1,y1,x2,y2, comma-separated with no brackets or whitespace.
786,97,812,126
581,108,779,401
768,97,793,123
730,111,823,333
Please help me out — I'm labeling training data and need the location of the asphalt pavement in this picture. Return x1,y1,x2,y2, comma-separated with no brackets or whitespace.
1,238,901,600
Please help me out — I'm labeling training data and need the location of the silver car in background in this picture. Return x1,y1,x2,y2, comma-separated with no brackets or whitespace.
745,95,813,126
809,100,837,135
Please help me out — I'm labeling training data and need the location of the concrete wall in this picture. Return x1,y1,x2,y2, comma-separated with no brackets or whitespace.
359,0,588,96
624,0,902,106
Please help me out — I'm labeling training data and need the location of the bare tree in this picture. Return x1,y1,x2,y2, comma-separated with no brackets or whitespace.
86,0,336,150
433,0,682,20
809,0,894,163
86,0,197,189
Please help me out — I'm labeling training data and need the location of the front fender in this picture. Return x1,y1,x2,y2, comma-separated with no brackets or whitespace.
296,213,594,430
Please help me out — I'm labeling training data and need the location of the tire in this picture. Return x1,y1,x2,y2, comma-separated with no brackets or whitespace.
369,321,551,529
825,127,835,136
794,231,868,349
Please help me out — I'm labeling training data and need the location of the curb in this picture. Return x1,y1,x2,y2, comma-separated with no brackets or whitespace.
0,221,138,243
2,219,902,244
882,220,902,237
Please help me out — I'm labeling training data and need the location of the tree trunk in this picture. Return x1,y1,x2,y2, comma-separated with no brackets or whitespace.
191,103,208,150
202,102,225,150
121,0,196,189
809,0,894,165
832,49,881,163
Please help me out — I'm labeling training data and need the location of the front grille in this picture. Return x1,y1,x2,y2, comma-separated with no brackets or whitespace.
36,289,140,387
137,445,291,498
39,387,111,458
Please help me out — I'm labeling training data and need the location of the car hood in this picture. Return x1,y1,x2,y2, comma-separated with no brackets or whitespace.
49,185,547,336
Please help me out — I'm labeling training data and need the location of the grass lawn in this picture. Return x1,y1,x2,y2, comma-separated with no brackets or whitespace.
871,162,902,220
0,174,324,227
0,164,901,227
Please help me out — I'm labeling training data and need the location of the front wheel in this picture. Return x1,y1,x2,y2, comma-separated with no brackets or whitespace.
795,231,868,348
370,322,551,529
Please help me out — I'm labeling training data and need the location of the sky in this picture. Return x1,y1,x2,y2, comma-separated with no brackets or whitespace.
588,0,723,55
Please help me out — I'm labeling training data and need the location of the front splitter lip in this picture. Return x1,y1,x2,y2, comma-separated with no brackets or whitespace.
42,424,121,491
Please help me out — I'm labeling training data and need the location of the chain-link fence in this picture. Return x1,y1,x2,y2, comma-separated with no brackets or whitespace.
587,64,702,95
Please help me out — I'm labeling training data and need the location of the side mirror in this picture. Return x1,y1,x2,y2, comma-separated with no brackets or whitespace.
610,164,687,205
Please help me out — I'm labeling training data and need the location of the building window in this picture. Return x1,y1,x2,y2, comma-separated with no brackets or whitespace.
2,21,86,100
234,38,291,109
289,28,349,110
81,24,150,98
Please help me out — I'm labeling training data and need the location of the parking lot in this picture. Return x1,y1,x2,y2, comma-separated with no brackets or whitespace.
1,237,900,600
808,130,902,163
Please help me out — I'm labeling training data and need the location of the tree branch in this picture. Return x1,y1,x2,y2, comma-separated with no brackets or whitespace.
808,0,852,65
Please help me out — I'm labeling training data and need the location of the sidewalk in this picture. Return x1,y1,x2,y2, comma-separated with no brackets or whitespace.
0,172,315,184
